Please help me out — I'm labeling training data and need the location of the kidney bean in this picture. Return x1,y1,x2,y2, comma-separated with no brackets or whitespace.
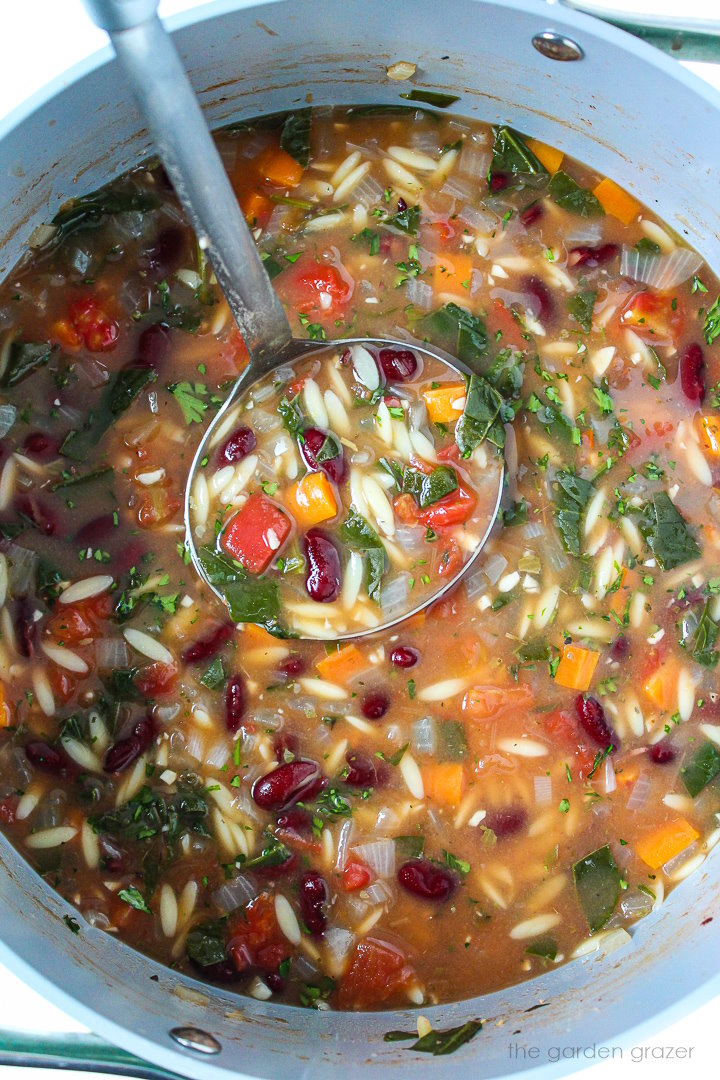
182,621,234,665
299,871,329,936
137,323,170,369
23,432,58,458
520,275,554,320
567,244,619,269
396,197,407,213
304,530,341,603
196,958,238,984
378,348,418,383
300,427,346,484
225,675,247,735
344,750,387,789
144,226,185,276
649,740,677,765
397,858,456,901
484,806,527,838
16,495,57,536
610,635,630,661
274,732,299,763
490,172,510,192
519,203,542,228
99,836,126,874
679,342,705,403
275,807,315,845
14,598,38,658
277,654,305,679
251,759,324,811
25,741,63,773
103,715,154,774
74,514,116,547
265,972,284,993
389,646,419,669
575,694,619,748
361,688,390,721
218,426,257,466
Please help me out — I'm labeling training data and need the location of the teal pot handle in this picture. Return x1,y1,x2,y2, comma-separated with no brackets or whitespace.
0,1030,183,1079
560,0,720,61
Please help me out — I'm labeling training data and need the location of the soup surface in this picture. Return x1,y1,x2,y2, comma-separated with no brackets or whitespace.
1,104,720,1013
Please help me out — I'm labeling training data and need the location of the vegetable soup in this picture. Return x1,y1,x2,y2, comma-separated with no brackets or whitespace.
1,104,720,1013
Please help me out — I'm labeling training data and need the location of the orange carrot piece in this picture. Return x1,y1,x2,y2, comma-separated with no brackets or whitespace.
526,138,564,174
592,178,640,225
316,644,370,684
636,818,699,870
255,146,304,188
696,415,720,459
240,189,273,228
462,683,534,720
421,763,466,807
0,683,10,728
285,471,338,527
422,383,466,424
241,623,280,649
433,253,475,298
644,665,679,712
554,644,599,692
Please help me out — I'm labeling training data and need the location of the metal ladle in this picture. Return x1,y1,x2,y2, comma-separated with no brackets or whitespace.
83,0,504,638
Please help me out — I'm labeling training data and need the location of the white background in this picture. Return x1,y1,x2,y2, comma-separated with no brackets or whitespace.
1,2,719,1078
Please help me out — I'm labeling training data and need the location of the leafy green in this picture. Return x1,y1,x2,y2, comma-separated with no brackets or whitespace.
515,637,552,663
526,937,558,960
455,374,504,457
197,546,284,631
443,849,470,875
280,108,312,168
692,602,719,669
502,499,528,527
680,742,720,797
438,720,467,762
399,89,459,108
170,381,208,424
420,303,489,366
639,492,700,570
118,885,151,914
635,238,660,255
704,295,720,346
573,845,620,932
548,171,604,217
0,341,57,388
50,465,113,491
402,464,458,508
241,831,292,871
386,204,421,236
385,1020,483,1056
485,348,525,401
154,281,204,332
553,470,595,556
277,395,305,438
489,127,547,184
186,919,228,967
89,785,209,846
566,289,597,333
61,364,158,461
261,253,285,280
200,657,226,690
394,834,425,859
338,510,387,602
51,186,159,241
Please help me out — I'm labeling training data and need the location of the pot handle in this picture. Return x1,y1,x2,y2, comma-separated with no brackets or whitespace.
559,0,720,62
0,1029,182,1079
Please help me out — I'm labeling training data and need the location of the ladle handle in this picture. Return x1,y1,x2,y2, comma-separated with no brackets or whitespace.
82,0,294,370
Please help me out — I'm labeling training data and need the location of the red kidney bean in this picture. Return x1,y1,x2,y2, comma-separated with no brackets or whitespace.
103,715,154,774
99,836,126,874
23,432,58,458
74,513,116,546
575,694,618,748
378,348,418,382
520,275,554,321
344,750,387,789
361,688,390,721
277,654,305,679
16,495,57,536
300,427,346,484
519,203,543,228
490,172,510,192
396,196,407,213
680,342,705,403
389,646,419,669
225,675,247,734
299,871,329,936
252,759,324,811
195,958,238,983
182,621,234,664
137,323,170,369
145,226,185,275
218,426,257,466
649,740,677,765
304,530,341,603
610,635,630,661
274,732,299,763
484,806,527,838
265,972,284,993
275,807,315,844
397,858,456,901
567,244,619,269
25,741,63,773
14,599,38,658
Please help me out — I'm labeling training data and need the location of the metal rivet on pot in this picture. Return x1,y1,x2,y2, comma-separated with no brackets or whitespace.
532,30,584,61
169,1026,222,1055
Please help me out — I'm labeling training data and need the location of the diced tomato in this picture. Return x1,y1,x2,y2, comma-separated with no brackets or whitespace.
436,443,461,464
214,328,251,381
49,667,78,704
639,643,669,682
134,662,178,697
437,537,463,578
221,493,292,574
338,937,415,1009
620,290,683,343
0,795,18,824
418,483,476,529
239,189,273,229
227,893,290,974
543,710,595,777
67,294,119,352
342,859,374,892
281,258,353,318
136,487,182,529
46,593,114,644
429,219,456,243
488,298,527,351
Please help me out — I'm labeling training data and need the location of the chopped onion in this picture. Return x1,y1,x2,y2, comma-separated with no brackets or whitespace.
364,880,394,905
458,204,497,232
405,277,433,310
78,356,109,389
490,287,542,318
626,771,651,811
354,174,385,209
95,637,130,670
464,569,487,600
324,926,356,966
0,404,17,439
663,841,699,877
212,874,257,913
293,954,319,980
345,139,382,160
545,538,569,573
335,818,354,871
350,839,396,878
533,775,552,806
411,716,436,755
439,177,474,202
380,573,409,615
602,756,617,795
483,552,508,585
620,246,703,290
565,222,603,245
523,521,546,540
620,891,653,919
205,742,230,769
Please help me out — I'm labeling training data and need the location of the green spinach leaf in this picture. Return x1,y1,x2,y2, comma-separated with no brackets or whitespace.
553,470,595,556
566,289,597,333
573,845,620,931
338,510,387,602
0,341,57,388
280,109,312,168
639,492,700,570
680,742,720,797
548,171,604,217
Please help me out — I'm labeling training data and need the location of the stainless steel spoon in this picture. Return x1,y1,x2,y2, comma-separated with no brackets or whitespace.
82,0,504,638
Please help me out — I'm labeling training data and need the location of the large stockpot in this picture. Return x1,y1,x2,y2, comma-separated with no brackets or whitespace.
1,1,720,1076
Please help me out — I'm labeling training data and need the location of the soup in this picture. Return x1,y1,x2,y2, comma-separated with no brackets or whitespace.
0,104,719,1013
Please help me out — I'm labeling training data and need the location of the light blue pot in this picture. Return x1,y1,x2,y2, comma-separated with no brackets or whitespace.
1,2,720,1077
